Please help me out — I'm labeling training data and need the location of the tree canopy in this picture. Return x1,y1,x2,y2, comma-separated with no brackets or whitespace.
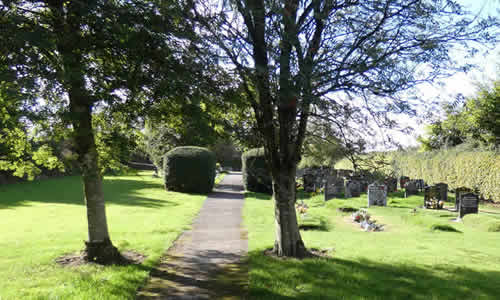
419,79,500,150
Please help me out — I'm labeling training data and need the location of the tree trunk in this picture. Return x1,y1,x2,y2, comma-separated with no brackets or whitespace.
272,165,307,257
69,100,122,264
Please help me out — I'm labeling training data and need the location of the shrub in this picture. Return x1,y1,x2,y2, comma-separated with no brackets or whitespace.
430,224,462,233
487,222,500,232
163,146,216,193
242,148,272,194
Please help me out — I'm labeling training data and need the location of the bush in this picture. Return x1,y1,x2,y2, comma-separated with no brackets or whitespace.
430,224,461,233
242,148,272,194
163,146,216,193
487,222,500,232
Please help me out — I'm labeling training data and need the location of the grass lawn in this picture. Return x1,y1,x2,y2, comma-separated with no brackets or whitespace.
0,171,213,300
244,190,500,299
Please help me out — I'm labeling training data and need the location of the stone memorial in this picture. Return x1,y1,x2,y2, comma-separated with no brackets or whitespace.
367,183,387,207
345,180,361,198
455,187,471,211
415,179,425,192
324,175,344,201
399,176,410,190
303,174,316,192
384,177,397,193
404,181,418,198
459,192,479,218
435,182,448,202
424,185,443,209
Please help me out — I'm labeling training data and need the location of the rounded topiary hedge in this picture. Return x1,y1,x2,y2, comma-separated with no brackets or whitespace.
242,148,272,194
163,146,216,193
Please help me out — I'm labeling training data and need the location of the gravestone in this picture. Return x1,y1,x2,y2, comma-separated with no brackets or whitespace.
435,182,448,202
424,185,442,209
415,179,425,192
459,193,479,218
404,181,418,198
384,177,397,193
367,183,387,207
324,175,344,201
455,187,471,211
303,174,316,193
345,180,361,198
399,176,410,190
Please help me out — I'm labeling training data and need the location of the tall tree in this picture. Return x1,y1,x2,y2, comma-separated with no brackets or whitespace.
191,0,498,257
1,0,195,263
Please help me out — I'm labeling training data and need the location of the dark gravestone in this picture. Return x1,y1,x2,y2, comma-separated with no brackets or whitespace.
415,179,425,192
384,178,397,193
435,183,448,202
367,183,387,207
404,181,418,198
424,185,442,209
345,180,361,198
455,187,471,211
303,174,316,193
459,193,479,218
324,175,344,201
399,176,410,190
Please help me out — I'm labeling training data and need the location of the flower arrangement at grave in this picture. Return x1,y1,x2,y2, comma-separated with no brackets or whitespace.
424,198,444,209
295,201,309,218
351,209,384,232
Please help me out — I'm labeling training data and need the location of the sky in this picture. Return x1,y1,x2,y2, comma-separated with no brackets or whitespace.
381,0,500,150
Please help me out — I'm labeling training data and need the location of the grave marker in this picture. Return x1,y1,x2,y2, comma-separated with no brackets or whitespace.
459,193,479,218
399,176,410,190
324,175,344,201
435,182,448,202
367,183,387,207
404,181,418,198
415,179,425,192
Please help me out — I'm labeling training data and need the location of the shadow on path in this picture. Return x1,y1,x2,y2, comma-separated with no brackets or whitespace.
137,172,248,299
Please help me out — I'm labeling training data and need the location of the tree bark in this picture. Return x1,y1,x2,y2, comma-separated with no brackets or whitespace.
69,99,122,264
271,165,307,257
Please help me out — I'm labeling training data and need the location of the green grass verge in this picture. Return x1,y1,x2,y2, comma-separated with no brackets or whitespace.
244,190,500,299
0,171,206,300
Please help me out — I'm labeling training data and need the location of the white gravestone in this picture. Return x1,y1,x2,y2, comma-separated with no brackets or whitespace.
368,183,387,207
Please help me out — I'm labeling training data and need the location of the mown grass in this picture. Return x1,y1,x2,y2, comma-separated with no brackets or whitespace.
0,171,209,300
244,190,500,299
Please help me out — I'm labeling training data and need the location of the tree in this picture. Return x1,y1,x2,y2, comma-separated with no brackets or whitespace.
191,0,497,257
1,0,196,263
418,80,500,150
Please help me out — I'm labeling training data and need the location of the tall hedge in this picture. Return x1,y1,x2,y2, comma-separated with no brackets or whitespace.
163,146,216,193
390,149,500,202
242,148,272,194
334,148,500,202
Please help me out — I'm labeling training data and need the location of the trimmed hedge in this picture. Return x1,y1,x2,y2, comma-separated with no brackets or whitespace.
335,148,500,202
390,149,500,202
242,148,272,194
163,146,216,193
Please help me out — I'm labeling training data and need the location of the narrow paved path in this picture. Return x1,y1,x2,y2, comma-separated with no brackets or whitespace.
137,172,248,300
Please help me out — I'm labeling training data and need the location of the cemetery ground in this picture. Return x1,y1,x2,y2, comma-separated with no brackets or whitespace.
245,190,500,300
0,171,226,300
